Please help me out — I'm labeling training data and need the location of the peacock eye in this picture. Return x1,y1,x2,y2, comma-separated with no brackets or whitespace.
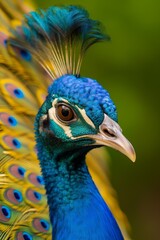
56,103,76,123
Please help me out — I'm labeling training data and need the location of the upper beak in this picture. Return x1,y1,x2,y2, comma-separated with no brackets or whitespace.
90,114,136,162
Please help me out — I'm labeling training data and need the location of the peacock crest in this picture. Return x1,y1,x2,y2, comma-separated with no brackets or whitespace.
10,6,108,79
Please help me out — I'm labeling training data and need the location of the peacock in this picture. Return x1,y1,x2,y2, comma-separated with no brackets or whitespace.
0,0,136,239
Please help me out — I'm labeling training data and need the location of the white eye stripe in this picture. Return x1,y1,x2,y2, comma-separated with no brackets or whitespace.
76,107,95,129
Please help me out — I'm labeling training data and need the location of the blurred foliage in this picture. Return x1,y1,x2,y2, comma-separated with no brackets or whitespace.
34,0,160,239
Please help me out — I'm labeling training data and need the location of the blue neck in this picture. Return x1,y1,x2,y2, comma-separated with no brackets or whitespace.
37,142,123,240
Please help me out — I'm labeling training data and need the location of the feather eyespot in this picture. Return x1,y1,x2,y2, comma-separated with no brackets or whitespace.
32,218,50,232
5,83,24,99
14,88,24,98
12,138,21,148
56,103,77,123
16,232,33,240
28,173,44,187
0,113,18,127
3,135,22,149
9,165,26,179
8,116,17,126
0,205,11,222
26,189,42,203
5,189,23,205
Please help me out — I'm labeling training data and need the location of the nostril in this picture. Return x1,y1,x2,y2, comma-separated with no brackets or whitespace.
101,126,116,138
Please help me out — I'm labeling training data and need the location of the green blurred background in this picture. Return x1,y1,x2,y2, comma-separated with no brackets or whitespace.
34,0,160,239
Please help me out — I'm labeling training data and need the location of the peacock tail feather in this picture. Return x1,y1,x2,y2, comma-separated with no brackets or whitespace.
0,0,131,239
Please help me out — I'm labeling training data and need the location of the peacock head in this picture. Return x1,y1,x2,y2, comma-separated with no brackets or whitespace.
12,5,135,161
35,74,135,162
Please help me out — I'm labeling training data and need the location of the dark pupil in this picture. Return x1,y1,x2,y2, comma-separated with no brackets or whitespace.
23,233,31,240
13,139,18,146
61,106,70,117
14,192,20,200
34,191,41,200
41,220,47,229
18,167,24,176
14,89,20,96
2,207,9,217
37,176,43,184
34,192,39,199
8,117,13,124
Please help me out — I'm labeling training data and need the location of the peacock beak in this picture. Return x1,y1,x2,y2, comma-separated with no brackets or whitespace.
91,114,136,162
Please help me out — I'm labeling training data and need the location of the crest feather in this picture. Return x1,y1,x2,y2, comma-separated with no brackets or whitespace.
10,6,109,80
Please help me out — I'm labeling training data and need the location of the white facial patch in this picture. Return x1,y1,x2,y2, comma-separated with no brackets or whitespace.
75,108,95,129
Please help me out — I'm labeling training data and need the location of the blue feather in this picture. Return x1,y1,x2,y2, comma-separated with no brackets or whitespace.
23,6,108,45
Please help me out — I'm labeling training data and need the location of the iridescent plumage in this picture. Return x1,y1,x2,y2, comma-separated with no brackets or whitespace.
0,1,135,239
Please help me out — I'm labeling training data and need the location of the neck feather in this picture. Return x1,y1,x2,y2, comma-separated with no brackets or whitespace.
37,141,98,211
37,140,123,240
